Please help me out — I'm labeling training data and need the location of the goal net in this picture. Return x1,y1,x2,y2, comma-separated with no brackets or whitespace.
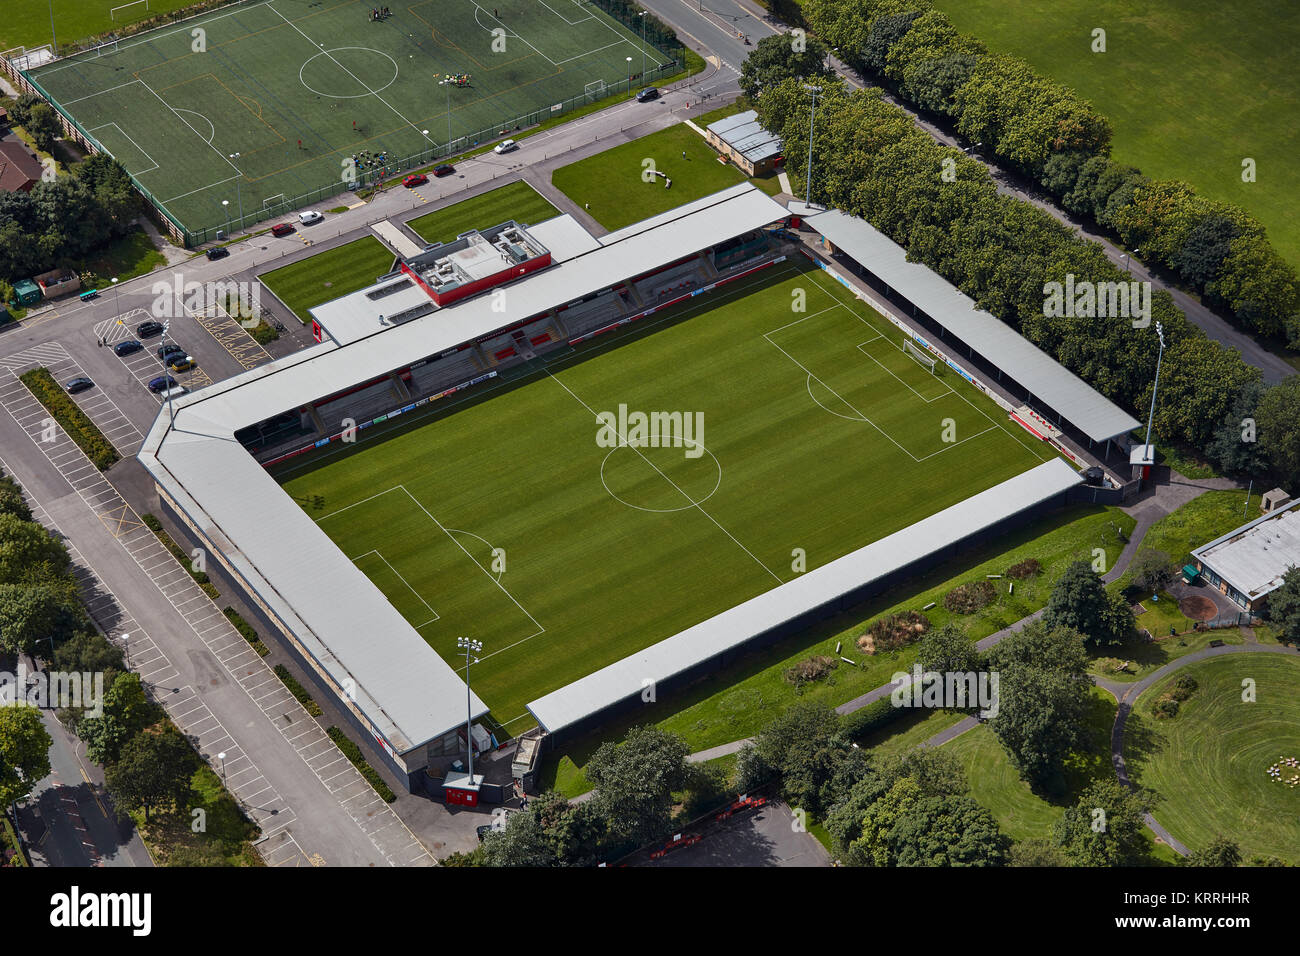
584,79,606,100
111,0,149,20
902,338,938,374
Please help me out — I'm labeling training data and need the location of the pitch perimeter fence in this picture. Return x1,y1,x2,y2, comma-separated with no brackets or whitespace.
1,0,686,247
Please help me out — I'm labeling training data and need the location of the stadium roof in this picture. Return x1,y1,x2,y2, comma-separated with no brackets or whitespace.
1192,499,1300,603
527,458,1081,733
139,185,788,755
705,110,783,166
805,210,1141,444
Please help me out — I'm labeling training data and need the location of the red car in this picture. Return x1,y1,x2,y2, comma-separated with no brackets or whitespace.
270,222,295,237
403,173,429,187
433,164,455,177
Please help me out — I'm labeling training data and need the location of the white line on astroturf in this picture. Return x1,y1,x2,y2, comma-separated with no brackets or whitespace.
543,369,784,586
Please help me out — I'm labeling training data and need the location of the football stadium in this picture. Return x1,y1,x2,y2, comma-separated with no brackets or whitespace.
138,183,1141,793
10,0,674,240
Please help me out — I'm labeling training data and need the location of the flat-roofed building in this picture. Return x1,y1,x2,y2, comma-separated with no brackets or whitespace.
1192,498,1300,612
705,110,782,176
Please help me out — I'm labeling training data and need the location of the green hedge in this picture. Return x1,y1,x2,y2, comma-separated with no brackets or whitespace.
840,696,909,741
19,368,119,470
326,727,397,802
274,664,322,717
1,811,28,867
141,513,219,600
223,607,270,657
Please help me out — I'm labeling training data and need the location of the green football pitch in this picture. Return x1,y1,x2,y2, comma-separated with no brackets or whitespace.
25,0,664,237
274,261,1059,729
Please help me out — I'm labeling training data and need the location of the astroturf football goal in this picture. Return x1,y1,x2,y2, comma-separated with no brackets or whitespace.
902,338,938,374
584,79,607,100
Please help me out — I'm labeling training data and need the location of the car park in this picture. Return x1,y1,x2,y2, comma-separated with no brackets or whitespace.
403,173,428,187
493,138,517,154
113,339,143,357
433,164,455,177
65,377,95,394
158,343,186,361
167,355,196,372
298,210,323,226
635,87,659,102
137,320,165,338
148,375,178,393
270,222,296,237
205,246,230,261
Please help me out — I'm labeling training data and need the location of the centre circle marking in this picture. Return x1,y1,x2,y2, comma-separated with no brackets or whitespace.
600,444,722,513
299,47,399,99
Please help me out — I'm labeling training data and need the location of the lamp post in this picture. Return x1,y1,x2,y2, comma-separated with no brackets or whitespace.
122,632,129,667
1122,248,1141,274
217,752,226,783
456,637,482,781
802,84,821,210
626,56,633,92
221,198,230,236
1141,321,1166,458
422,129,430,164
228,152,243,229
110,276,119,321
638,10,647,83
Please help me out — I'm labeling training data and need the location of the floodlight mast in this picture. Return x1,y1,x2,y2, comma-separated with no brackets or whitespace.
802,84,822,210
456,637,482,780
1142,321,1166,456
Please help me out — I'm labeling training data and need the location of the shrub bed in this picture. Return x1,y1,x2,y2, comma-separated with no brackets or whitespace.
943,580,997,614
857,610,930,654
141,514,219,600
1005,558,1041,580
274,665,322,717
326,727,397,802
19,368,119,470
222,607,270,657
783,655,837,686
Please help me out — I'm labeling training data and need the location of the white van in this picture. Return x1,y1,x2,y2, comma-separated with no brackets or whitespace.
159,386,189,400
298,210,324,226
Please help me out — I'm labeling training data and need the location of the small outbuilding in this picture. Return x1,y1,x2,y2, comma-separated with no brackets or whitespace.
704,110,782,176
1191,498,1300,613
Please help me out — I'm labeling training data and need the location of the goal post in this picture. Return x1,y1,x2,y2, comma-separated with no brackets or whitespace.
111,0,149,20
902,338,938,375
584,79,606,100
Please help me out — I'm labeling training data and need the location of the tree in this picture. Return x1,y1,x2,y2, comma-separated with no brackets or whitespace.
1255,376,1300,491
0,581,85,655
1042,560,1135,646
1267,566,1300,646
1206,379,1272,478
751,702,848,814
1172,214,1244,293
0,706,53,807
1208,233,1300,339
860,10,922,75
888,792,1010,866
1148,338,1262,449
479,811,558,867
0,473,32,522
1128,549,1175,594
1054,778,1153,866
585,725,690,848
0,513,71,585
78,673,155,764
986,623,1093,788
25,103,62,153
105,727,195,822
738,32,833,101
1186,835,1241,867
913,622,980,675
528,790,604,865
1009,838,1071,867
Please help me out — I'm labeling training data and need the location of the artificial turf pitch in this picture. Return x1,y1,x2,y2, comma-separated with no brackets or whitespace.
274,261,1058,728
26,0,661,236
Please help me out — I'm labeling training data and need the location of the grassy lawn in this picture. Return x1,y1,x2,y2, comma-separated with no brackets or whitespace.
934,0,1300,270
406,181,559,246
1,0,199,50
77,227,166,286
1124,489,1257,576
1124,654,1300,862
854,707,965,758
278,258,1058,733
259,236,394,323
552,123,747,230
132,764,262,866
542,503,1133,797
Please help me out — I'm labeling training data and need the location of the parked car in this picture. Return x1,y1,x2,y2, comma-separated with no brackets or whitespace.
433,164,455,177
270,222,296,237
167,355,196,373
137,320,165,338
298,210,323,226
635,86,660,102
403,173,428,188
157,343,185,360
205,246,229,261
147,375,178,393
65,377,95,394
113,339,143,357
493,138,517,154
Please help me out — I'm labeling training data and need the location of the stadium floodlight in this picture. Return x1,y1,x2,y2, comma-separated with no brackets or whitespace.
802,84,822,211
228,152,244,228
48,0,57,51
456,637,483,780
437,80,455,152
1141,320,1165,464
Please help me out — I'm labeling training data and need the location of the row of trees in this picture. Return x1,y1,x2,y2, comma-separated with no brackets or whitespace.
0,103,141,286
779,0,1300,345
744,71,1300,491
